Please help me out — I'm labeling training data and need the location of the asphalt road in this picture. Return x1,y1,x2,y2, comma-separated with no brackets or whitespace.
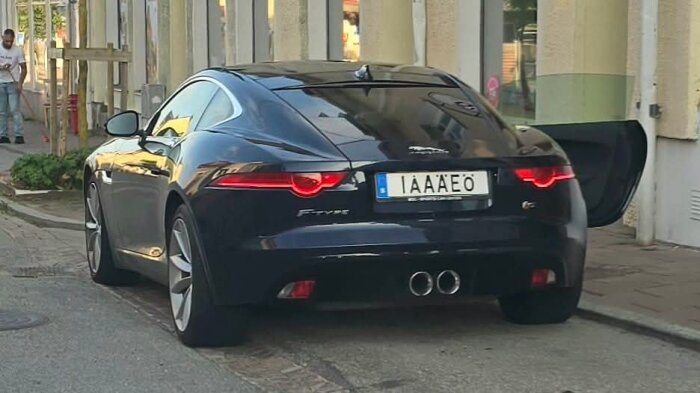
1,213,699,393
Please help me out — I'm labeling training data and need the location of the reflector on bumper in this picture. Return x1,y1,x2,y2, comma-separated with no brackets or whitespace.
277,280,316,299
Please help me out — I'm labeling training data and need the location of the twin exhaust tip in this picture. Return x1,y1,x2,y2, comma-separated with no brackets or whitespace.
409,270,461,297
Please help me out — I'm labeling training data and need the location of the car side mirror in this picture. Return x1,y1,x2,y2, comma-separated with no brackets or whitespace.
105,111,141,137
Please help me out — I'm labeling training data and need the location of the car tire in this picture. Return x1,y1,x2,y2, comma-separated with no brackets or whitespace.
498,285,582,325
167,205,248,347
85,179,140,286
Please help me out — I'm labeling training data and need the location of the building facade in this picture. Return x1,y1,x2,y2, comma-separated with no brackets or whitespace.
1,0,699,248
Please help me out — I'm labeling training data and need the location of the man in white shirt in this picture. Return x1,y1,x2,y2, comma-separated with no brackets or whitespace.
0,29,27,144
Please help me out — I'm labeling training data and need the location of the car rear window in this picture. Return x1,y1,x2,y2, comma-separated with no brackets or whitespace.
274,86,508,146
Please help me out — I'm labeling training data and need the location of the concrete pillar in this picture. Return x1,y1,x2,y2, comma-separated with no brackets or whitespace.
169,0,188,90
536,0,629,124
359,0,414,64
132,0,146,112
456,0,482,88
191,0,209,71
226,0,239,65
307,0,328,60
157,0,170,90
88,0,107,104
272,0,308,61
1,1,16,31
232,0,254,64
425,0,457,73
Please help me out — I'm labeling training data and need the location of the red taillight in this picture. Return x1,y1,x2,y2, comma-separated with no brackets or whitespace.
210,172,348,197
514,166,575,189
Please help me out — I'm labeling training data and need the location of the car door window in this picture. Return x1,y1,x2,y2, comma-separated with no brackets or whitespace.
195,88,235,131
150,81,218,137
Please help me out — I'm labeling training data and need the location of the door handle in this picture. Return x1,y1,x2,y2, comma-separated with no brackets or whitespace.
147,167,170,177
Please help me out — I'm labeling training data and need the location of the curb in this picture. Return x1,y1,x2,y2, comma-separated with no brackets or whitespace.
0,178,15,197
578,297,700,352
0,196,83,231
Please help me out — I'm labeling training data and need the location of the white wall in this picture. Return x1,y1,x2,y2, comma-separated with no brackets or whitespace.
655,138,700,247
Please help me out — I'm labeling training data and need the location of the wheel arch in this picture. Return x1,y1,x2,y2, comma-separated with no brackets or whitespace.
83,165,95,195
164,188,219,302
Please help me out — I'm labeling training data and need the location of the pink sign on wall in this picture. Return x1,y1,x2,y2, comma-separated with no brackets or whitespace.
486,75,501,108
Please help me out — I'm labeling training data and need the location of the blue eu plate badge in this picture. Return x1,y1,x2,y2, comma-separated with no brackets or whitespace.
376,173,389,200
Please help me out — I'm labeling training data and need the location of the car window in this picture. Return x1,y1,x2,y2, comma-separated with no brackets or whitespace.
195,88,235,131
150,81,218,137
275,87,514,146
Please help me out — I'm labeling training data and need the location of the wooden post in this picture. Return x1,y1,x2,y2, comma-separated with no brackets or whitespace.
60,57,71,158
48,41,59,155
78,0,89,148
119,45,129,112
106,43,115,117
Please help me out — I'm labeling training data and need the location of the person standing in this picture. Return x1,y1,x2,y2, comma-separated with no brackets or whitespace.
0,29,27,144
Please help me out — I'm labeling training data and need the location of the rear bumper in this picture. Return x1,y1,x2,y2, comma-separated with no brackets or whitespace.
199,218,586,306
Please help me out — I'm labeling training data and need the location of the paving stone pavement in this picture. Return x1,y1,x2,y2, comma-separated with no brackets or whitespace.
586,223,700,332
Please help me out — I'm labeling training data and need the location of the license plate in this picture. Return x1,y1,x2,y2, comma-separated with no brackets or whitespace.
375,171,490,201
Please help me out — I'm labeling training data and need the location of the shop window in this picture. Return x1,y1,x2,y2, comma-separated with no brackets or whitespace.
268,0,275,61
145,0,159,83
14,1,68,91
342,0,360,61
32,4,48,84
49,2,68,88
16,2,31,86
499,0,537,122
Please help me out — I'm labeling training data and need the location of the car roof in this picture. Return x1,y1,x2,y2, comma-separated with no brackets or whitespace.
219,61,458,90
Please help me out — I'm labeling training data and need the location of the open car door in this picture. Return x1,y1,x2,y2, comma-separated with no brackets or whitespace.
534,120,647,228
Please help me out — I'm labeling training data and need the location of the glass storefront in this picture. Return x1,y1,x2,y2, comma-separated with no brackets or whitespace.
482,0,538,124
342,0,360,61
15,0,68,91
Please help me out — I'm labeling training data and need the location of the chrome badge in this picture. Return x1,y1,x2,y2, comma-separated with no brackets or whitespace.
408,146,449,155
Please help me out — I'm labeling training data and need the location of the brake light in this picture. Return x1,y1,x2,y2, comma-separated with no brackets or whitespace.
210,172,348,197
514,166,575,189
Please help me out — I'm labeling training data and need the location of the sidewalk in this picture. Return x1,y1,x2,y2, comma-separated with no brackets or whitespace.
0,120,107,173
585,224,700,332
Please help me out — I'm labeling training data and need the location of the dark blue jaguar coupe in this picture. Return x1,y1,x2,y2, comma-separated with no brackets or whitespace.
83,62,646,346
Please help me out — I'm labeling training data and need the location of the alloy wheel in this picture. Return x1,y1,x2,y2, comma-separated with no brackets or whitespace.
85,183,102,273
169,218,193,332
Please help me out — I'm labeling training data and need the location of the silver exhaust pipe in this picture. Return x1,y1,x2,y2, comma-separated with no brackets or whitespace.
408,271,434,296
436,270,461,295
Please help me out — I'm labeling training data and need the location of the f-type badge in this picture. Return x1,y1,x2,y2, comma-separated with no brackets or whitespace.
408,146,449,155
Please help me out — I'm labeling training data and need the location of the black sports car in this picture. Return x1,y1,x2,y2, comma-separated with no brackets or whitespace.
84,62,646,346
